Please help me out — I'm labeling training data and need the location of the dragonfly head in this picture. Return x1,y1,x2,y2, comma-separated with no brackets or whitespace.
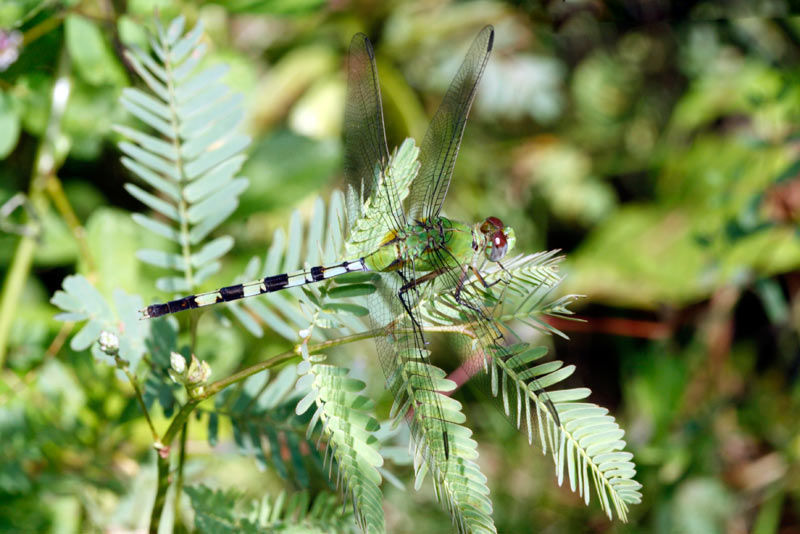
480,216,516,262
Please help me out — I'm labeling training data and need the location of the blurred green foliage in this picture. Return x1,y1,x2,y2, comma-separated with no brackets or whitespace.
1,1,800,533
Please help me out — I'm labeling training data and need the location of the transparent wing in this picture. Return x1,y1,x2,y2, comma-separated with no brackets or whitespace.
344,33,391,227
427,246,561,426
406,25,494,222
368,265,454,468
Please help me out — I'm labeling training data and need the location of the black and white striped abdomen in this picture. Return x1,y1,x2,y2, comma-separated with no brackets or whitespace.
140,258,369,319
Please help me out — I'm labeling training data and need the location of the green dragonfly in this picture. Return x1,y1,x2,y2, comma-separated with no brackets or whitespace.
141,25,558,461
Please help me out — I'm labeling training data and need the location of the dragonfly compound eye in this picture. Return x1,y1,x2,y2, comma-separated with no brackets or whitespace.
481,216,504,234
487,231,508,261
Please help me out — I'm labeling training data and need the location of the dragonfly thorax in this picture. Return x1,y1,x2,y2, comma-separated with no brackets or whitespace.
365,217,474,273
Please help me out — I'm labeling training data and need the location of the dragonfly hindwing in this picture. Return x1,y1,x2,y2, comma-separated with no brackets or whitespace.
388,346,497,534
346,138,420,258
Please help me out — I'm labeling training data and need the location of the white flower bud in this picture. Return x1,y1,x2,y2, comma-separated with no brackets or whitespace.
170,352,186,374
98,331,119,355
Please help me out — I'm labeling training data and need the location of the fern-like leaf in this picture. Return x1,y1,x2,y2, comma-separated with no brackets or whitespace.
186,485,357,534
295,344,385,534
391,350,496,534
207,365,322,487
116,16,250,294
420,251,642,520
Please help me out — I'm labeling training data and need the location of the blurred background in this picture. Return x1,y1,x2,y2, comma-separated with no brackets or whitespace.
1,0,800,532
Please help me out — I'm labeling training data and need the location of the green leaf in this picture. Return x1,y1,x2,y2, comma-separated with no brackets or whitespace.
124,183,180,221
186,486,354,533
211,0,327,15
131,213,181,243
52,275,149,370
180,94,244,138
121,157,181,202
188,201,238,244
165,15,185,45
296,351,385,532
182,155,246,202
119,96,173,137
182,110,245,160
127,59,169,106
171,21,204,65
284,210,302,272
327,283,375,298
185,179,248,223
190,236,234,269
324,302,369,316
118,141,179,181
65,15,127,86
155,276,192,293
136,249,186,271
85,208,141,300
115,124,177,159
120,87,171,120
175,64,229,103
117,16,252,296
183,134,251,180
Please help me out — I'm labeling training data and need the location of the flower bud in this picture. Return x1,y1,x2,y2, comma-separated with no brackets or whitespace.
98,331,120,356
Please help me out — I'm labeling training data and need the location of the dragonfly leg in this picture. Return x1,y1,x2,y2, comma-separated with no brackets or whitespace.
396,268,446,339
451,266,504,344
397,285,426,340
398,266,449,291
470,265,504,289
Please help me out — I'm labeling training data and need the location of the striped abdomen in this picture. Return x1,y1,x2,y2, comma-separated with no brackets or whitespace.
140,258,368,319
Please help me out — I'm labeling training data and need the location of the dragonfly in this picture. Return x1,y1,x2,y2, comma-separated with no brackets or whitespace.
141,25,558,463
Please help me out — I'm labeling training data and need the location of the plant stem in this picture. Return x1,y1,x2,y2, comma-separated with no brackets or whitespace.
44,175,96,277
0,45,71,368
173,422,188,529
0,236,37,368
115,356,160,442
147,28,197,532
150,453,170,534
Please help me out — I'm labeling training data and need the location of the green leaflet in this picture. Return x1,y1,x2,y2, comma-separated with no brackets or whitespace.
390,349,497,534
418,249,642,521
231,192,365,341
296,346,385,533
116,15,250,295
186,486,355,534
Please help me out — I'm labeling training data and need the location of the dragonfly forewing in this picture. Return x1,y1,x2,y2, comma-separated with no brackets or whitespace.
344,34,392,227
407,25,494,222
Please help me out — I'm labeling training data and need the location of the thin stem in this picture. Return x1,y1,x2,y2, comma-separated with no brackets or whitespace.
161,25,194,291
0,236,38,368
150,454,170,534
158,328,383,450
20,6,62,41
44,321,74,359
173,422,188,528
0,45,71,368
115,355,160,443
44,175,97,277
